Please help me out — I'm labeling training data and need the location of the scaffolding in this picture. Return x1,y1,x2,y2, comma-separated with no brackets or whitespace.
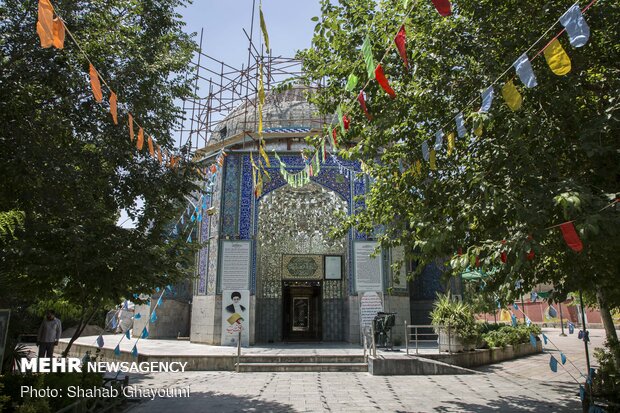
178,4,328,162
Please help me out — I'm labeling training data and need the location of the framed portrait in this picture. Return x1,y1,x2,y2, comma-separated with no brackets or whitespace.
324,255,343,280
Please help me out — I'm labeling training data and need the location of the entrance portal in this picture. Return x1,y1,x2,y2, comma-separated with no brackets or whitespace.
282,281,322,341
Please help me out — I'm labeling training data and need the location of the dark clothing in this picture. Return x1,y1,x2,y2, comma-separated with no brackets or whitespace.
225,304,245,314
38,342,55,358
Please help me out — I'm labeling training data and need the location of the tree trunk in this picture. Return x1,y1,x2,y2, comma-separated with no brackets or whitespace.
62,307,98,357
596,286,620,370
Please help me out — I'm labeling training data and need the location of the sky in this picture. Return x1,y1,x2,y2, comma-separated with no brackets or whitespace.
180,0,322,73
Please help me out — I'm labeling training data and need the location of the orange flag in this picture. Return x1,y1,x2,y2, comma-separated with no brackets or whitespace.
89,64,103,103
137,127,144,150
128,113,134,141
147,136,155,157
109,92,118,125
52,17,65,49
157,146,163,164
37,0,54,48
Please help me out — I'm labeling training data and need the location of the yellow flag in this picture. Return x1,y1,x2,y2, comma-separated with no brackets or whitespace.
259,3,270,52
447,132,455,156
258,64,264,136
128,113,134,141
37,0,54,48
474,121,483,137
52,17,65,49
89,64,103,103
429,149,437,170
259,142,271,168
415,160,422,177
157,145,163,164
109,91,118,125
137,127,144,150
502,80,522,111
147,136,155,157
544,39,571,76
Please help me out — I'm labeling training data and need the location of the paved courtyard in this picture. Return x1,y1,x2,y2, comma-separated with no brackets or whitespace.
121,328,607,412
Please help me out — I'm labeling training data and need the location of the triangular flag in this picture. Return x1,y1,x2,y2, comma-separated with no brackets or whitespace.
559,221,583,252
361,36,376,80
150,310,157,323
513,53,538,88
447,132,455,156
543,333,548,345
513,302,519,311
157,145,163,164
529,332,537,349
357,91,372,121
331,128,338,148
502,80,522,111
259,3,270,52
549,355,558,372
36,0,54,48
455,112,466,138
52,17,65,49
560,4,590,48
89,64,103,103
131,345,138,358
134,313,141,320
560,352,567,365
414,160,422,177
421,141,430,162
343,115,350,131
345,73,358,93
141,327,149,339
479,86,494,112
394,25,408,69
525,317,532,327
431,0,452,16
434,130,444,151
429,149,437,170
125,330,131,340
128,113,135,141
337,105,346,135
375,64,396,98
114,344,121,356
511,314,518,327
157,296,163,307
109,92,118,124
148,136,155,157
137,127,144,150
96,335,104,348
544,39,571,76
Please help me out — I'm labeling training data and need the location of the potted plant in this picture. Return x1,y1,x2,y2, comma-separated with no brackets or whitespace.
430,293,480,352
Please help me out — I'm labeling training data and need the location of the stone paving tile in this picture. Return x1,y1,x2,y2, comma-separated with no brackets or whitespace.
124,328,610,413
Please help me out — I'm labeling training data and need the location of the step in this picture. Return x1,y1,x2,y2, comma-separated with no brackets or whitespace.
237,362,368,373
238,355,365,364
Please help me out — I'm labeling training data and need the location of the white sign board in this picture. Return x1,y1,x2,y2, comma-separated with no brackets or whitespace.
221,290,250,347
354,241,383,292
360,292,384,330
220,241,250,290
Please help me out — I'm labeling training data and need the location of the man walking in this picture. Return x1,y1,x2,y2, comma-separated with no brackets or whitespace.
37,310,61,358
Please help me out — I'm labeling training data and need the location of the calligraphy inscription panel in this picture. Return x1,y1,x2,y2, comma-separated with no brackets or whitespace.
282,255,323,280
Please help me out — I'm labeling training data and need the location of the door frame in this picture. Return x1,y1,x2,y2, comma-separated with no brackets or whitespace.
282,280,322,342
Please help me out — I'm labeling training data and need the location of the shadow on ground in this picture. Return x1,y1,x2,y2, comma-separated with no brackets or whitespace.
126,390,296,413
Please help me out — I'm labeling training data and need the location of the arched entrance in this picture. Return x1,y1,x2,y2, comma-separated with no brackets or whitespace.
255,182,348,342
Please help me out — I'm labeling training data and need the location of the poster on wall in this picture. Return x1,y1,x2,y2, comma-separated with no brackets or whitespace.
0,309,10,373
220,241,251,290
359,292,383,342
221,290,250,347
354,241,383,292
324,255,343,280
390,246,408,292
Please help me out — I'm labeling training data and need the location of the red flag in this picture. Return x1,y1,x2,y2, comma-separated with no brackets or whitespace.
501,251,507,263
357,91,373,121
431,0,452,16
332,128,338,148
559,222,583,252
394,25,408,69
475,256,481,267
526,249,535,261
375,64,396,98
343,115,350,131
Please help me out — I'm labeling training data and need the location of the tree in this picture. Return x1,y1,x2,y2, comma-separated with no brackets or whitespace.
299,0,619,363
0,0,200,355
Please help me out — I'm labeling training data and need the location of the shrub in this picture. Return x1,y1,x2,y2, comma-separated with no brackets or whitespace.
481,324,542,349
430,293,480,344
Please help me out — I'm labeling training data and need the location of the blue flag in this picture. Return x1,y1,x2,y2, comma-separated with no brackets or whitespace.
434,130,444,151
150,310,157,323
549,355,558,372
125,330,131,340
579,385,585,401
529,332,537,349
455,112,466,138
155,287,160,293
513,302,519,311
132,345,138,358
479,86,494,112
568,322,574,334
134,313,141,320
543,333,548,345
166,285,172,292
421,141,430,162
511,314,517,327
96,335,104,348
133,293,139,299
157,296,163,308
525,317,531,327
141,327,149,339
513,53,538,88
560,4,590,48
114,345,121,356
530,291,538,303
560,352,567,365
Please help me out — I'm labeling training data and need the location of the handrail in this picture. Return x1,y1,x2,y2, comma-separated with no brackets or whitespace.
236,329,241,373
404,324,453,355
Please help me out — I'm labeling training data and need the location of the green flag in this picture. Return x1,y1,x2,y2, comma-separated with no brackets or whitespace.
345,73,359,92
337,105,346,135
361,36,375,80
260,4,270,53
